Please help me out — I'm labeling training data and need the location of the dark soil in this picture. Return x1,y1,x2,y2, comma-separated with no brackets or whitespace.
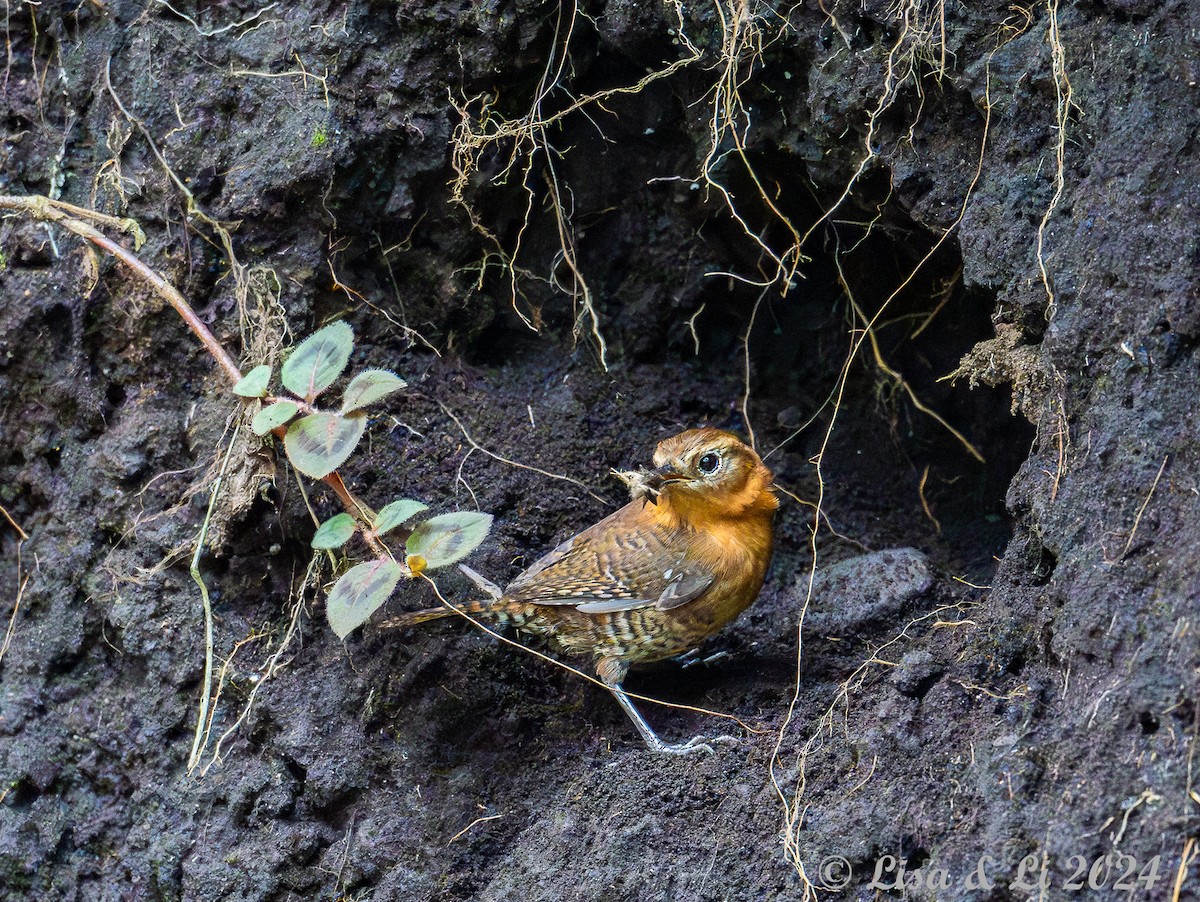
2,1,1197,899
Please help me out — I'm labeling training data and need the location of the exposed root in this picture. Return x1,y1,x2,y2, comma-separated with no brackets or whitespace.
91,117,138,211
1036,0,1076,317
187,422,243,773
228,52,331,110
1105,454,1169,565
151,0,279,38
738,288,767,449
448,0,703,367
439,402,608,506
917,464,941,533
768,9,1053,887
365,237,444,356
1173,837,1198,902
836,252,985,463
0,504,31,669
103,57,291,370
698,0,807,290
773,602,978,894
797,0,951,254
198,553,325,774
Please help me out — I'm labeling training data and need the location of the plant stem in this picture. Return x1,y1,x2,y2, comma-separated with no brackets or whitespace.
0,194,244,385
0,192,389,552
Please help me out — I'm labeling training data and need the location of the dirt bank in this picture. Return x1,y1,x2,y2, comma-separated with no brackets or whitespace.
1,1,1197,899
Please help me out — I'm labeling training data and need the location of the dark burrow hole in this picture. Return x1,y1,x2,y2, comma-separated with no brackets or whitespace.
1021,533,1059,586
105,382,127,411
693,163,1035,579
900,838,931,869
444,46,1031,580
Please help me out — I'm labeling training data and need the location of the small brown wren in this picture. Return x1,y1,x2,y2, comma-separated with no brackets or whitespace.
387,428,777,754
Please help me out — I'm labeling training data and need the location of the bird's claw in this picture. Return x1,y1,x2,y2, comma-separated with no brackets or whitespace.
675,649,733,669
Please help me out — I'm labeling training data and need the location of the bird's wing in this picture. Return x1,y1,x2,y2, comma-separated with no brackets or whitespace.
504,504,714,614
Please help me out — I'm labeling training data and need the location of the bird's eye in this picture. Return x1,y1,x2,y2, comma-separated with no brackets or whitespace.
697,452,720,474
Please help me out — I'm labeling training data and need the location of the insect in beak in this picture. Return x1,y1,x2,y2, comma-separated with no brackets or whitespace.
613,466,682,505
639,466,687,504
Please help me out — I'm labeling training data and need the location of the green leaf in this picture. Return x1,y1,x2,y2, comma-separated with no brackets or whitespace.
233,364,272,398
341,369,406,413
326,558,403,639
280,321,354,399
373,499,429,535
251,400,299,436
406,511,493,569
312,513,356,550
283,412,366,478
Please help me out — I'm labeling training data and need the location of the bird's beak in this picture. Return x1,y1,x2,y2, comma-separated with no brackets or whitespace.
612,465,684,505
639,466,684,504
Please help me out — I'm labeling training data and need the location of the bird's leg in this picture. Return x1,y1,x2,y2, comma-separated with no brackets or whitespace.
609,682,717,755
595,657,736,755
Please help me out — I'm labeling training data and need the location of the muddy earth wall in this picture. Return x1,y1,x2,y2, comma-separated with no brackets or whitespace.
1,1,1197,899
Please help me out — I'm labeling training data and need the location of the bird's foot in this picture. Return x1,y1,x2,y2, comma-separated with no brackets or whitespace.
605,674,740,755
645,733,739,755
675,649,733,669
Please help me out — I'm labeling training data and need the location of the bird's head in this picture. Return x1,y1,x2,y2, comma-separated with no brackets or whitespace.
616,428,778,525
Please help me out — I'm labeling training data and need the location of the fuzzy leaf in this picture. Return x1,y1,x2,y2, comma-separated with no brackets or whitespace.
341,369,406,413
406,511,493,569
326,558,403,639
312,513,356,550
283,412,366,478
233,364,272,398
281,321,354,399
251,400,299,436
373,499,429,535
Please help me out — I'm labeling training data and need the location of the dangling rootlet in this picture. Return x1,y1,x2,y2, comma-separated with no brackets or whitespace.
385,428,777,754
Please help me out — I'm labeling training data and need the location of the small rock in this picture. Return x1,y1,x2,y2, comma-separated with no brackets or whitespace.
798,548,933,634
889,649,943,698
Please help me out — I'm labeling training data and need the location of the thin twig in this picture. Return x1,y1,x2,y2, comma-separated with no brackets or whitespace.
187,422,243,773
447,813,502,844
0,503,29,542
0,193,242,383
439,402,608,505
1119,454,1169,561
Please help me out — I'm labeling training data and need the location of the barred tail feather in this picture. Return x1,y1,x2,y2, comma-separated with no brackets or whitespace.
380,607,458,629
380,598,500,631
